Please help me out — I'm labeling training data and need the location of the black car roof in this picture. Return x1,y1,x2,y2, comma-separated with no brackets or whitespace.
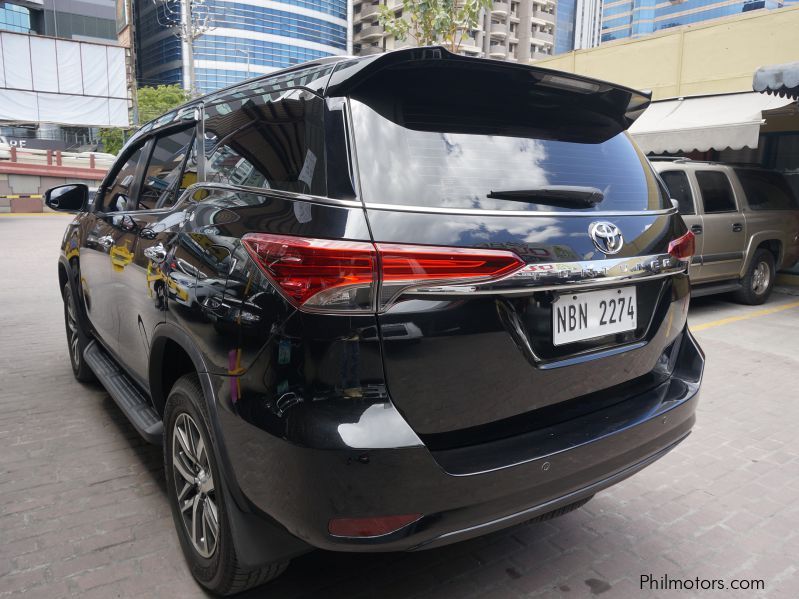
153,46,651,123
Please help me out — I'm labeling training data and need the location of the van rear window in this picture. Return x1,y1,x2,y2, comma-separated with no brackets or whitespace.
735,168,799,211
350,99,667,212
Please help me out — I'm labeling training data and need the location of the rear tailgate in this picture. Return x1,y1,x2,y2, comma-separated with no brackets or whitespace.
345,54,691,445
367,209,689,444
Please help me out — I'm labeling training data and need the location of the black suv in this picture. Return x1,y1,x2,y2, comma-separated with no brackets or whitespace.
49,48,704,595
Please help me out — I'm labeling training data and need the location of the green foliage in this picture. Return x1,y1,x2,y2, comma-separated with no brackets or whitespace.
136,84,191,123
378,0,492,52
98,84,190,155
98,128,126,155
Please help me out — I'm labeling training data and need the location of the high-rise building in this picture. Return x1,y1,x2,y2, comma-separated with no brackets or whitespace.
134,0,350,95
352,0,556,63
573,0,601,48
600,0,794,43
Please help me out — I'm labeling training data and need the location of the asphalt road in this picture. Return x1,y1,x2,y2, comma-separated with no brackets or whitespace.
1,215,798,598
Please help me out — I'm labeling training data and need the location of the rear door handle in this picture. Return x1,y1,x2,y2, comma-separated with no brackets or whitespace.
691,225,703,235
732,223,743,233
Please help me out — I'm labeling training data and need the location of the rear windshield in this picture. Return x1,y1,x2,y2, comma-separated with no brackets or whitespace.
349,99,667,212
735,168,799,211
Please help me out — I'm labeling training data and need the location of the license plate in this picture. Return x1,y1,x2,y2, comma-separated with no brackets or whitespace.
552,287,637,346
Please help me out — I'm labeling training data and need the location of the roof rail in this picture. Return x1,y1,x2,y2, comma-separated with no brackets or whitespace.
648,156,692,162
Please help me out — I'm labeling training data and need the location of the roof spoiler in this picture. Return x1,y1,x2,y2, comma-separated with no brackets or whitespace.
325,46,652,130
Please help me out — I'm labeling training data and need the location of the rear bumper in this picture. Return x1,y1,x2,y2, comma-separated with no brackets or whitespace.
213,329,703,553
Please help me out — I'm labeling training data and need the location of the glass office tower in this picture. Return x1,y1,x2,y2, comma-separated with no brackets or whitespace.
601,0,793,43
134,0,349,94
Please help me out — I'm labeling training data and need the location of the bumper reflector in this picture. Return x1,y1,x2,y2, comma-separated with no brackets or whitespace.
328,513,423,538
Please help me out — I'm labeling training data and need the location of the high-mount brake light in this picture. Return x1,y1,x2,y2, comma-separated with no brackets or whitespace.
241,234,525,312
668,231,696,260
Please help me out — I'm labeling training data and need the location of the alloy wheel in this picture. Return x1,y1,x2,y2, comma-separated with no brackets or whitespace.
172,412,219,558
751,261,770,295
66,294,80,368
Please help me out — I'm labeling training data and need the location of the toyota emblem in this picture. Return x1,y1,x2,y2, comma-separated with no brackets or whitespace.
589,222,624,255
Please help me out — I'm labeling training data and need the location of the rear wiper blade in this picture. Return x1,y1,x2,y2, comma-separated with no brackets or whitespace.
487,186,604,209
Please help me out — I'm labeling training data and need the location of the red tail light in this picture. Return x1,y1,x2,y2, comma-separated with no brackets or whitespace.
241,233,524,311
328,513,422,537
378,243,525,282
241,234,377,310
668,231,696,260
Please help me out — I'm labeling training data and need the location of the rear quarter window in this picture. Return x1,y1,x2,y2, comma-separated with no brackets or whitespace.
735,168,799,211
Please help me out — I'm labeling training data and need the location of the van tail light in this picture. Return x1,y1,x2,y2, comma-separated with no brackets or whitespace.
668,231,696,260
241,233,525,312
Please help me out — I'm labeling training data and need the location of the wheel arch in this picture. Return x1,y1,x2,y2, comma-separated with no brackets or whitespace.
150,323,309,567
741,233,782,276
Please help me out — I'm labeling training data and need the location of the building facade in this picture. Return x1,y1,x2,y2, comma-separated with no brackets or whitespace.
0,0,125,152
600,0,796,43
1,0,117,42
134,0,350,95
353,0,556,62
554,0,601,53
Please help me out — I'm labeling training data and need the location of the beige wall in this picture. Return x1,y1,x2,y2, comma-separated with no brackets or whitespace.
535,6,799,101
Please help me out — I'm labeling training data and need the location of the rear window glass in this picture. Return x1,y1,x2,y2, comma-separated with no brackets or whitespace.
660,170,695,214
735,168,799,211
350,99,667,212
696,171,736,213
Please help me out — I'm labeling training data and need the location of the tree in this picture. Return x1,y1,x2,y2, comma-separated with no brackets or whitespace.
99,84,191,155
378,0,492,53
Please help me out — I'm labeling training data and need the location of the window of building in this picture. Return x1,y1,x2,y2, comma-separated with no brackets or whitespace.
139,128,196,210
0,2,32,33
696,171,736,213
660,170,695,214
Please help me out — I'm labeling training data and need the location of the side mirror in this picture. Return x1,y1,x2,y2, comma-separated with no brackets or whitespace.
45,184,89,212
670,198,680,211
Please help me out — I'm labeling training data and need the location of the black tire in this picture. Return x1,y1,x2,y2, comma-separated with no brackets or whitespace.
62,280,96,383
734,249,775,305
164,374,288,596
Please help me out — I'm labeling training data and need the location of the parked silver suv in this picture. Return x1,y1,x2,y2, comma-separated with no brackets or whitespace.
653,159,799,304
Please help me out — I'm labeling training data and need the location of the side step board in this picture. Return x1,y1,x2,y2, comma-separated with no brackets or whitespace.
83,341,163,444
691,281,742,298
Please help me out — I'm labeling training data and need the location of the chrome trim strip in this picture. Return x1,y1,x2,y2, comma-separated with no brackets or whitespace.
403,253,688,296
408,270,681,296
192,183,365,209
363,202,677,218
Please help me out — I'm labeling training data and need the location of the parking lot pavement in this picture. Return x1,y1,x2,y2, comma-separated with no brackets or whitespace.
1,214,798,599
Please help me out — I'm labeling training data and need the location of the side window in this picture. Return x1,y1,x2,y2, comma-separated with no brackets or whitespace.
138,127,196,210
696,171,736,213
102,145,145,212
660,171,695,215
203,90,326,196
734,168,799,211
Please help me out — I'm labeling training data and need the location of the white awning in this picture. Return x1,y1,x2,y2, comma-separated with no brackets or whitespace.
629,92,795,154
